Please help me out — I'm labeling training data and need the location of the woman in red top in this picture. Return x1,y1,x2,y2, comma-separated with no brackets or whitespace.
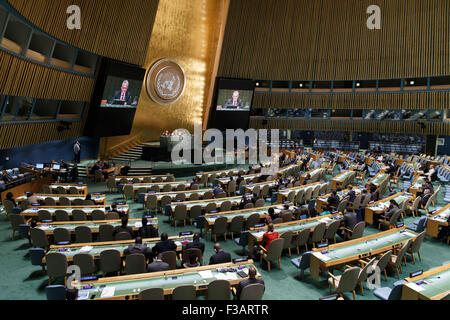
262,223,279,251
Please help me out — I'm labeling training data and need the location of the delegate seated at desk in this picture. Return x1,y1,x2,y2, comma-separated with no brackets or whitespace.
224,91,243,108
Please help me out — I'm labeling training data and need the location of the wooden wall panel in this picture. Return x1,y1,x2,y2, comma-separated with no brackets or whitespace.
8,0,159,66
0,120,85,149
0,50,95,100
250,118,450,136
219,0,450,81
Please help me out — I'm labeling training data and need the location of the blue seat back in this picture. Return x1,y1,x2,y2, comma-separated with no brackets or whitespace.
238,230,249,246
29,248,45,266
388,280,407,300
299,251,312,270
45,285,66,300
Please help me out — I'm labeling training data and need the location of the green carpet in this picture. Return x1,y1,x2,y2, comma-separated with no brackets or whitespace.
1,169,449,300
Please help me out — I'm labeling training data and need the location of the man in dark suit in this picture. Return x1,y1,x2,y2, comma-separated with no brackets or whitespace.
112,217,134,239
152,232,177,257
182,234,205,254
73,140,81,164
344,185,356,203
224,91,243,108
209,243,231,265
124,237,151,259
235,266,265,300
147,253,170,272
419,189,432,210
236,173,244,187
138,217,158,239
112,80,132,105
326,191,340,211
338,209,358,239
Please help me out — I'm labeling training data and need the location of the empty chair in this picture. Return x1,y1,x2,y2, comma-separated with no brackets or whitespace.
146,194,158,215
202,191,214,200
72,210,87,221
100,249,122,276
59,197,71,206
38,210,53,222
105,212,120,220
373,280,407,300
46,252,68,285
150,185,160,193
260,238,284,271
176,184,186,191
173,205,187,227
286,190,296,203
346,221,365,240
293,228,311,255
246,213,260,229
53,228,71,245
406,231,425,263
207,279,231,300
69,187,79,195
272,217,283,224
72,198,84,206
357,257,377,295
310,222,327,248
162,184,172,192
324,220,341,244
44,197,56,206
389,239,412,278
56,186,67,194
254,198,265,208
189,192,199,201
190,184,199,190
281,211,293,222
9,214,26,240
45,285,66,300
216,191,227,199
175,193,186,202
212,216,228,241
172,285,197,300
188,205,202,225
30,228,50,249
115,231,132,241
161,250,177,270
73,253,96,276
99,224,114,242
54,210,69,222
291,251,313,280
125,253,147,275
220,201,232,212
138,288,164,300
295,190,305,205
91,210,105,221
229,215,244,240
328,267,361,300
243,202,254,209
75,226,92,243
204,202,217,214
280,231,294,256
373,250,392,281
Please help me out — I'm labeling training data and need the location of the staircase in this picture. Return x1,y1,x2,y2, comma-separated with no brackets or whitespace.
110,144,144,163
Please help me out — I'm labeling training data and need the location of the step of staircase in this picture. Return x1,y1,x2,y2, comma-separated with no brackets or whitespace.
110,144,144,163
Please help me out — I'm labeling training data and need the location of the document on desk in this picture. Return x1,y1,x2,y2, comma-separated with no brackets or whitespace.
405,282,425,292
215,273,227,280
199,270,214,279
101,286,115,298
313,252,331,261
80,246,93,253
175,241,182,247
134,222,143,228
39,225,50,230
225,272,238,280
77,291,89,300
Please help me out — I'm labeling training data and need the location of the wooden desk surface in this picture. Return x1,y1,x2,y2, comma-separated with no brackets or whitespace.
402,263,450,300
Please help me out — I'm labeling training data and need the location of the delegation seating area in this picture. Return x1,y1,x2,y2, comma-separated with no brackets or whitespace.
1,150,450,300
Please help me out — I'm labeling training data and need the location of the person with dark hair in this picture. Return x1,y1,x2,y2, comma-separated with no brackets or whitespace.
262,223,279,251
235,266,265,300
267,207,278,221
338,209,358,239
182,233,205,254
209,243,231,265
5,192,21,214
110,203,126,219
84,193,95,205
326,190,340,211
419,189,432,210
152,232,176,257
26,192,39,205
124,237,151,259
112,217,134,239
382,200,399,221
138,217,158,239
147,253,170,272
236,173,244,187
73,140,81,164
369,183,379,202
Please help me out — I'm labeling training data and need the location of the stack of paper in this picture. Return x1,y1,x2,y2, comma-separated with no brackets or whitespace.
80,246,93,253
215,273,227,280
77,291,89,300
134,222,143,228
199,270,214,279
101,286,115,298
39,225,50,230
225,272,238,280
